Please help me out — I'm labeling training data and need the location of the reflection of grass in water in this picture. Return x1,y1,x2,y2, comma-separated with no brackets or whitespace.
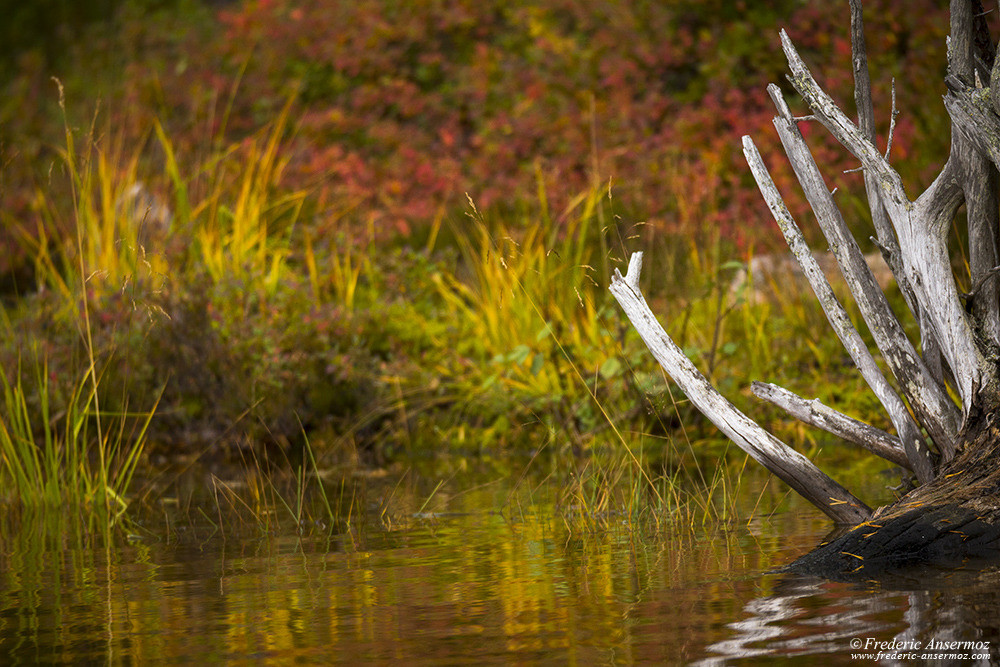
0,503,129,652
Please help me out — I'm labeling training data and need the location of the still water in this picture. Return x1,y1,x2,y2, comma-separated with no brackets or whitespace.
2,468,999,665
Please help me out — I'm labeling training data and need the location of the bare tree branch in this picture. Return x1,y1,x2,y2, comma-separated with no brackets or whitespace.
849,0,930,360
780,30,907,212
850,0,898,272
991,40,1000,115
608,252,871,523
950,0,1000,349
780,28,992,416
743,134,935,481
751,381,910,469
945,83,1000,167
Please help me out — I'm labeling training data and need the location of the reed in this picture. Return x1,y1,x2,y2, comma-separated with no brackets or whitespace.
0,86,163,519
0,351,157,520
185,99,308,301
430,182,626,436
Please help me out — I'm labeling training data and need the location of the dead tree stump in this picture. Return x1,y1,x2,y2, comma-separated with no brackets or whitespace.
611,1,1000,575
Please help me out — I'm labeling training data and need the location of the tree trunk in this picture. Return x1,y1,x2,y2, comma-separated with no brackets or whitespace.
610,0,1000,576
787,417,1000,578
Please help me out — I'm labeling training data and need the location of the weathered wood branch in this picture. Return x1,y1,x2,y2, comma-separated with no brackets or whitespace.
949,0,1000,350
751,381,910,469
608,252,871,524
779,30,906,211
780,28,992,417
849,0,927,346
944,82,1000,167
767,86,956,464
919,307,954,395
992,38,1000,116
742,135,935,481
849,0,898,274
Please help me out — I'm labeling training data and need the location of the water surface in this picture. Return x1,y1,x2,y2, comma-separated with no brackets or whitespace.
2,470,999,664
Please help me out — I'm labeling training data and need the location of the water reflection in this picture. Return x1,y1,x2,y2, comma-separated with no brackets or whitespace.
699,565,1000,664
2,477,1000,664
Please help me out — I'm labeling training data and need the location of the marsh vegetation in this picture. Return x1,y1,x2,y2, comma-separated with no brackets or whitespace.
8,1,1000,661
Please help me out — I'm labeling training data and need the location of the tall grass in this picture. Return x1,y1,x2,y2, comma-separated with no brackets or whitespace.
182,99,309,300
0,85,164,518
1,88,367,525
434,185,617,404
427,183,689,518
0,351,157,519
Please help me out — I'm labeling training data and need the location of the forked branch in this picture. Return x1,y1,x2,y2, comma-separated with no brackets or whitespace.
780,28,992,417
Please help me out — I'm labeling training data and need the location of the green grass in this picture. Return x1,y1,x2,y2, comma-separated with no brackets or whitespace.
0,350,157,520
0,89,162,520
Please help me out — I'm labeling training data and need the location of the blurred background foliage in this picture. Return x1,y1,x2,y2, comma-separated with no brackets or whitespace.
2,0,958,245
0,0,978,504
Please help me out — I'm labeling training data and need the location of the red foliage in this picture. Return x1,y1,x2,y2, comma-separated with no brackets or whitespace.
6,0,975,252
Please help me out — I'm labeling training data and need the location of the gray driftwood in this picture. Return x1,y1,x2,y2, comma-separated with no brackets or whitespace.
610,1,1000,571
609,253,870,524
750,382,910,470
